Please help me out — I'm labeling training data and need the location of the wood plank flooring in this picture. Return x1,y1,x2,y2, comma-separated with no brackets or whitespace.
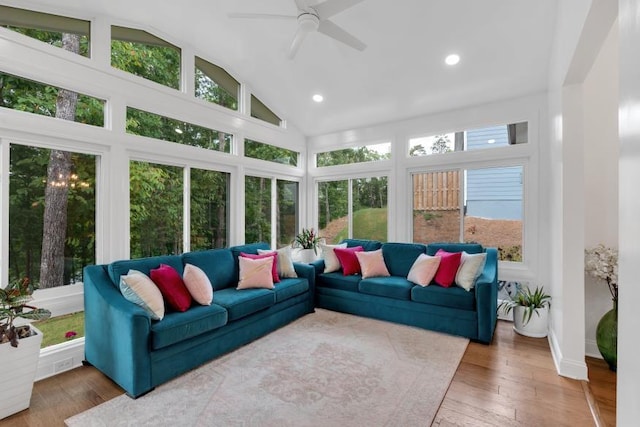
0,320,616,427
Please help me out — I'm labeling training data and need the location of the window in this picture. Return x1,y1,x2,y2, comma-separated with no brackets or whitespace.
130,161,183,257
409,122,528,157
250,95,281,126
318,177,388,244
0,5,90,57
245,176,299,246
126,107,232,152
195,57,239,110
9,143,96,288
0,72,104,126
190,168,230,250
244,139,298,167
316,142,391,167
412,166,523,261
111,26,181,89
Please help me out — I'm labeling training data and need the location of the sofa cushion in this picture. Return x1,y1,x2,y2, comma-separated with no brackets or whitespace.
237,256,275,290
182,264,213,305
340,239,383,252
434,249,462,288
258,247,297,278
316,272,361,293
356,249,391,279
119,269,165,320
381,243,427,277
230,242,271,281
150,264,192,312
182,249,236,290
240,252,280,283
334,246,364,275
150,303,228,350
406,254,441,287
273,278,309,303
411,284,476,311
359,276,414,300
319,242,348,273
455,251,487,291
108,255,183,287
426,243,484,256
212,287,275,321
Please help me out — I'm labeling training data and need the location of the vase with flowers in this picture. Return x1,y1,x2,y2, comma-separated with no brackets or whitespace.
585,244,618,371
292,228,322,263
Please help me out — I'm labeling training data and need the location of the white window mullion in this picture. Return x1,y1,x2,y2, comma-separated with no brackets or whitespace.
183,166,191,252
271,178,277,249
0,138,9,288
348,179,354,238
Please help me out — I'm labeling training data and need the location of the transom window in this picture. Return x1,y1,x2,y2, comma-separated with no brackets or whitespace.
245,139,298,167
250,95,281,126
316,142,391,167
195,56,239,111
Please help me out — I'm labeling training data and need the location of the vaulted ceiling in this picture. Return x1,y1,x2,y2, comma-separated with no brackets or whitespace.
23,0,558,136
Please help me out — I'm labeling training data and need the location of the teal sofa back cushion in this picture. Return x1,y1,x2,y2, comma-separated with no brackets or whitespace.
108,255,183,287
182,249,236,290
340,239,382,252
382,243,427,277
426,242,484,255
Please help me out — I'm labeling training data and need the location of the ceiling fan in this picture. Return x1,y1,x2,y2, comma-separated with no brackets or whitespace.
228,0,367,59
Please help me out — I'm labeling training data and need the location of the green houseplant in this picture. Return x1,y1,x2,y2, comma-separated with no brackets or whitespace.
0,277,51,347
292,228,322,263
498,286,551,338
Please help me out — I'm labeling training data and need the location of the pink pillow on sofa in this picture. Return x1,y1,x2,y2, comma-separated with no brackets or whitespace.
334,246,364,276
150,264,192,312
407,254,441,286
355,249,390,279
240,252,280,283
237,256,275,290
434,249,462,288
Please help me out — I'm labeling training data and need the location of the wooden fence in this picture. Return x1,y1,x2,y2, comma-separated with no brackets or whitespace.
413,171,460,211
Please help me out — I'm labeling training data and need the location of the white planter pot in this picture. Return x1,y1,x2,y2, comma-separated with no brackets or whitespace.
513,306,549,338
0,325,43,420
296,248,317,263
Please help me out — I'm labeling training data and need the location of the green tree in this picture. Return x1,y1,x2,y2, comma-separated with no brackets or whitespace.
430,135,452,154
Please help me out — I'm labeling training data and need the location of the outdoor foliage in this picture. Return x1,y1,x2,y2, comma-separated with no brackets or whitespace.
0,277,51,347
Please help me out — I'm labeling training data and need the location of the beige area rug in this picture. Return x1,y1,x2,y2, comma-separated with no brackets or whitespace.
66,309,468,427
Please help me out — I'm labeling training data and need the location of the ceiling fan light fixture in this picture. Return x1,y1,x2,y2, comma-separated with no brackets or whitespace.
312,94,324,103
445,54,460,66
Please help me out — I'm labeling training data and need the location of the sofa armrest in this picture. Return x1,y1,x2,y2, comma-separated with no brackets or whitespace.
293,262,316,312
310,259,325,275
474,247,498,343
83,264,154,397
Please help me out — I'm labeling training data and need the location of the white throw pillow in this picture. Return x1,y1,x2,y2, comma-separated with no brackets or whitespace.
407,254,441,287
258,247,298,278
455,251,487,291
183,263,213,305
320,243,348,273
119,269,165,320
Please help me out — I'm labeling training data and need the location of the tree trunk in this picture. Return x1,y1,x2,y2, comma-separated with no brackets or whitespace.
39,34,80,288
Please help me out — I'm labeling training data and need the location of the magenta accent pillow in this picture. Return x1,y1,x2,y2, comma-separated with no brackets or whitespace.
150,264,192,312
240,252,280,283
334,246,364,276
355,249,390,279
434,249,463,287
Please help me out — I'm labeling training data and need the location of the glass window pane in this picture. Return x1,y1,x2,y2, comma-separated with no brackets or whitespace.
250,95,281,126
245,176,272,243
126,107,232,152
277,180,298,247
463,166,523,261
318,180,348,244
190,168,229,250
352,177,388,242
111,26,181,89
412,171,461,243
195,57,239,110
0,72,104,126
244,139,298,167
130,161,183,257
9,144,96,288
317,143,391,167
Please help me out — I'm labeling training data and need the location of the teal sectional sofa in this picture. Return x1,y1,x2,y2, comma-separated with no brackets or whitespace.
311,239,498,344
83,243,315,398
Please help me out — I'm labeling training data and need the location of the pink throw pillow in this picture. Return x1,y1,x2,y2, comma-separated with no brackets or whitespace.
150,264,192,312
407,254,441,286
237,256,275,290
334,246,364,276
240,252,280,283
434,249,463,288
182,264,213,305
355,249,390,279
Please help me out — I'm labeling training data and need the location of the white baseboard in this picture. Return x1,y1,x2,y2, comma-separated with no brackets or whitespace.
548,328,588,380
36,338,84,381
585,339,603,359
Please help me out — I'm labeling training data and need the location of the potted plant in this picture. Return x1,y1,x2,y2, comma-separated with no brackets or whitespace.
292,228,322,263
1,277,51,419
498,285,551,338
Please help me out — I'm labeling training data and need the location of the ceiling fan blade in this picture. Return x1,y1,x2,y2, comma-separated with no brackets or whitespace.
228,13,296,20
288,27,310,59
294,0,311,11
314,0,366,19
317,19,366,51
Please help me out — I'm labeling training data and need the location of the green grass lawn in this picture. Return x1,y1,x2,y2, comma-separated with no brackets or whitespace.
335,207,388,242
33,311,84,348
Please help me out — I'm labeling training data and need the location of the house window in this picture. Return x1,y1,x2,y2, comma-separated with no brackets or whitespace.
412,166,523,262
111,26,181,89
8,143,96,288
244,139,298,167
0,72,104,126
250,95,281,126
0,5,90,57
318,177,388,244
316,142,391,167
277,180,299,247
126,107,232,152
195,57,239,110
190,168,230,250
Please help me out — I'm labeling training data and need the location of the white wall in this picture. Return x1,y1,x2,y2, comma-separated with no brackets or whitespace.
582,22,619,357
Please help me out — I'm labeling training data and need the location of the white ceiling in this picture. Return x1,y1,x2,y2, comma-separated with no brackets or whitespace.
24,0,558,136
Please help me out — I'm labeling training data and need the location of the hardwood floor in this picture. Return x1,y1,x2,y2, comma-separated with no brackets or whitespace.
1,320,616,427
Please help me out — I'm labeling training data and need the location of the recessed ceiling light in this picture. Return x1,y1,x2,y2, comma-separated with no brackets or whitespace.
487,139,496,144
312,94,324,103
175,128,183,134
445,54,460,66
